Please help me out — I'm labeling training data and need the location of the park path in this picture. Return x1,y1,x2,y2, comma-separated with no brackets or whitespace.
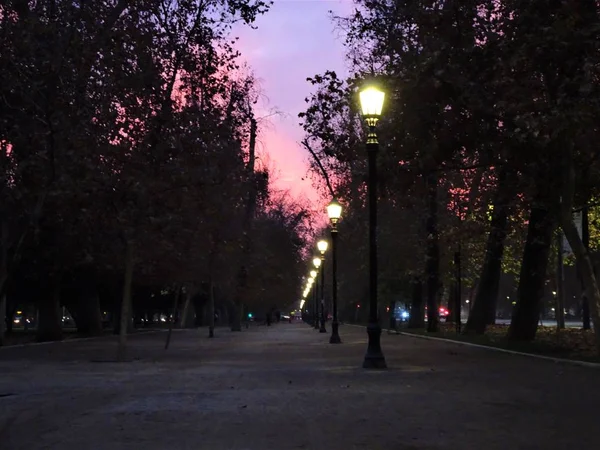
0,323,598,449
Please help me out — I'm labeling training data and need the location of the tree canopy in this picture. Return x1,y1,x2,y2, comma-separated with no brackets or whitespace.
299,0,600,349
0,0,308,345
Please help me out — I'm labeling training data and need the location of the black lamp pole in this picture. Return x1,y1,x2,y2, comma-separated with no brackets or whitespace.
330,227,341,343
455,246,462,333
314,276,319,330
362,117,387,369
319,257,327,333
455,192,462,334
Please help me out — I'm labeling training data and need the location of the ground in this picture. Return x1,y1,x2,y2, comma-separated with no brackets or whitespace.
1,323,598,449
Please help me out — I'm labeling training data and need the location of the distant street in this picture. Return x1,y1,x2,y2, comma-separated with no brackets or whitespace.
494,319,587,329
1,323,599,449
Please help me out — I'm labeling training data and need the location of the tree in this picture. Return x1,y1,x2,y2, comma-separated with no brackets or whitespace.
0,0,274,346
300,0,600,352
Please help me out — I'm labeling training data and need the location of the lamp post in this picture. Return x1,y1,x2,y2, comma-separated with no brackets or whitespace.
310,270,318,329
301,290,308,322
359,83,387,369
454,192,462,334
304,283,311,324
312,260,321,330
327,198,342,344
303,278,312,327
316,241,328,333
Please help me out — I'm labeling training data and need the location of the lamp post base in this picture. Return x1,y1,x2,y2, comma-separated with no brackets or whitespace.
319,319,327,333
362,323,387,369
329,321,342,344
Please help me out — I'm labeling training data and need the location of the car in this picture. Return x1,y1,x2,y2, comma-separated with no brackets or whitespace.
392,307,410,322
439,307,449,320
423,306,451,321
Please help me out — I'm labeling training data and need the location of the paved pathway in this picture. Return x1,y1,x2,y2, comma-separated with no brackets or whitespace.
1,323,598,449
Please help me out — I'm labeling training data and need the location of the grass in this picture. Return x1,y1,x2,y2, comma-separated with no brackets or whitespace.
399,323,600,364
1,325,168,346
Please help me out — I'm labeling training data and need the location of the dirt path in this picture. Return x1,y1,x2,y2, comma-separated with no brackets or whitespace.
0,323,597,449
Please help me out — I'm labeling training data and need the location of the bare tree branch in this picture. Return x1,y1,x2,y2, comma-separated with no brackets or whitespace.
301,138,335,198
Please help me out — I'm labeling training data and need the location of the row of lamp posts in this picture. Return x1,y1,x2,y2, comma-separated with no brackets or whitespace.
300,81,387,367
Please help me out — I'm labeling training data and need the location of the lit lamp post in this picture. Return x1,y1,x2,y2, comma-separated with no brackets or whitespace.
327,198,342,344
310,270,318,329
313,257,323,331
316,241,328,333
303,285,311,324
359,83,387,369
301,293,307,323
454,191,462,334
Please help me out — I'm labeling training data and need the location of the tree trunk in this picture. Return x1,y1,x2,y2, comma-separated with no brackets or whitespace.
208,280,215,338
36,278,63,342
592,253,600,297
201,302,210,326
165,286,181,349
425,172,440,332
508,203,555,342
232,118,257,332
72,288,103,336
0,219,6,346
447,281,457,324
556,231,566,329
222,303,230,326
117,240,134,361
580,206,591,329
179,287,193,328
193,294,205,327
559,151,600,351
408,277,424,328
6,302,17,334
465,173,511,334
112,304,121,335
0,295,6,346
230,299,243,331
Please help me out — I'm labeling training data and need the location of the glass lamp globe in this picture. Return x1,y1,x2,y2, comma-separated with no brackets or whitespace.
359,85,385,118
327,198,342,225
317,240,328,254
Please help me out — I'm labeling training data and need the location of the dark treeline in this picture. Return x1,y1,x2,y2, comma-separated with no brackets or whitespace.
300,0,600,349
0,0,308,347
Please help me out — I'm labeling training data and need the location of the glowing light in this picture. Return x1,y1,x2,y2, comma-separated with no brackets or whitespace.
359,86,385,117
317,240,328,254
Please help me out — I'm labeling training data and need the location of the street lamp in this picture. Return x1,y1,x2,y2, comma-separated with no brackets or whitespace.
302,290,309,323
310,267,319,329
327,199,342,223
454,191,463,334
317,240,328,334
306,273,314,325
327,198,342,344
359,82,387,369
317,240,328,254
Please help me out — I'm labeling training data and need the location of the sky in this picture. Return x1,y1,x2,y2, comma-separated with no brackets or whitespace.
235,0,354,209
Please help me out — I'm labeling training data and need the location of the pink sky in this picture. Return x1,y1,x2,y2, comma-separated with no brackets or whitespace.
235,0,353,210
